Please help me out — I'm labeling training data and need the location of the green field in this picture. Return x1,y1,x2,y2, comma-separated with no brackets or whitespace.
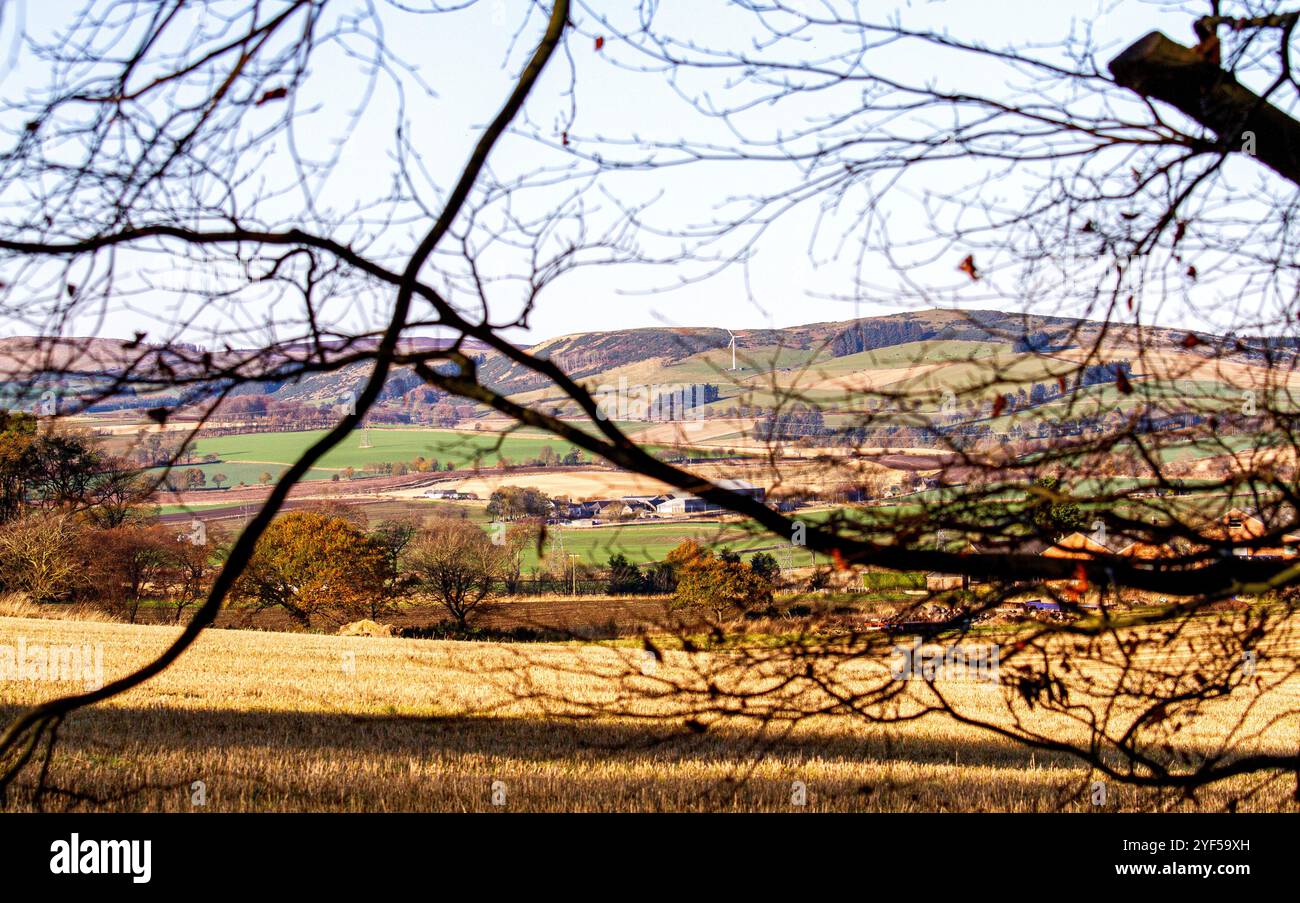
191,427,586,477
532,519,825,568
1152,433,1279,464
154,501,245,516
149,461,338,487
181,425,747,484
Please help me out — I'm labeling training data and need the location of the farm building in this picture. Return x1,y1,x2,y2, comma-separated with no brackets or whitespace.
1043,531,1124,559
655,496,715,515
596,500,637,520
715,478,766,502
1209,507,1300,558
553,500,600,521
654,479,766,515
622,496,667,515
924,572,965,591
423,488,479,501
1020,599,1064,613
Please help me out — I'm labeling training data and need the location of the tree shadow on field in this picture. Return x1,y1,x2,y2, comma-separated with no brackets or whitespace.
0,701,1195,812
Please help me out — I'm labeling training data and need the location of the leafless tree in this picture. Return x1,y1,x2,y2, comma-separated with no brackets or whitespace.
405,518,505,627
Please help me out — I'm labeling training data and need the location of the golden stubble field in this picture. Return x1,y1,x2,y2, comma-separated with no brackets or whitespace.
1,615,1297,812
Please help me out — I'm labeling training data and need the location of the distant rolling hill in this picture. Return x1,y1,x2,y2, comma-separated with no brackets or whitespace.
1,309,1292,429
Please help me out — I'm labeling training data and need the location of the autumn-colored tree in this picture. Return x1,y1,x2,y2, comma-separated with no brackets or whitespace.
667,541,773,620
232,511,390,628
0,412,38,523
404,519,505,626
485,486,551,521
0,413,149,526
83,522,215,623
668,542,726,619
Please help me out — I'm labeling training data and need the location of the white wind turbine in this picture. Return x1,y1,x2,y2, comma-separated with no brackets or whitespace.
725,329,738,371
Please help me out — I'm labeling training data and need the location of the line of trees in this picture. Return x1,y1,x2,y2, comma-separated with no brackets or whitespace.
0,411,214,621
0,419,792,629
230,508,544,629
229,508,789,629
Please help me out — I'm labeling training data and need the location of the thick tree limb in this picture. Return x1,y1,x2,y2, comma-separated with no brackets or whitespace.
1109,31,1300,187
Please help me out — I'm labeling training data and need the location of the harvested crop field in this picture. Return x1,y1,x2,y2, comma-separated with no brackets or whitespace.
2,615,1297,812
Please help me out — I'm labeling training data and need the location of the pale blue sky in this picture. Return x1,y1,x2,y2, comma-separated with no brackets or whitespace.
1,1,1271,347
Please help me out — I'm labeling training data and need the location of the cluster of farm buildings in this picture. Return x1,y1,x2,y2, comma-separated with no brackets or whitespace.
426,479,767,524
